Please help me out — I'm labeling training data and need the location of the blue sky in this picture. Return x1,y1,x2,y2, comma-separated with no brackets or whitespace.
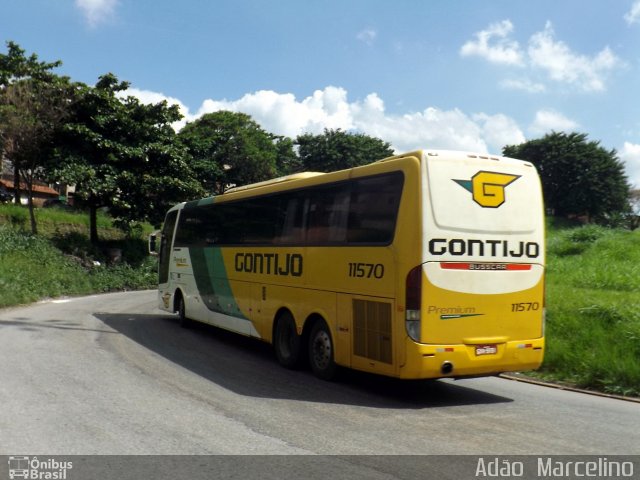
3,0,640,186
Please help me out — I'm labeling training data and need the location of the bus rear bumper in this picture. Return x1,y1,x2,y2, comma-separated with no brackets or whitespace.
400,337,544,380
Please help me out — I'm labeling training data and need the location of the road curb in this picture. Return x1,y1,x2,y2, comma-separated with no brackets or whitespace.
500,373,640,404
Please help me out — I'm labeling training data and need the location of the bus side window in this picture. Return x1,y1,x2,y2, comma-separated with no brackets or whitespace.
242,198,280,244
278,195,306,244
348,172,403,244
306,184,349,244
175,209,205,247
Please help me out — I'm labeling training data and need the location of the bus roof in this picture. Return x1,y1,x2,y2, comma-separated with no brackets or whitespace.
167,149,534,212
224,172,325,194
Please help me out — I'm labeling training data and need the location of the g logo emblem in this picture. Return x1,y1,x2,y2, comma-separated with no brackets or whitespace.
454,171,520,208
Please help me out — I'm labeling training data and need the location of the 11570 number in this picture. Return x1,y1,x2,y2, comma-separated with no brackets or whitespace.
511,302,540,312
348,263,384,279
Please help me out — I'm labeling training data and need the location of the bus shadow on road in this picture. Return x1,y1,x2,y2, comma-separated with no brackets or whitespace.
95,311,513,409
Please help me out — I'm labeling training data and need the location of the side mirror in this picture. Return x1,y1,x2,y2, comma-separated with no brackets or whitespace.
148,231,161,256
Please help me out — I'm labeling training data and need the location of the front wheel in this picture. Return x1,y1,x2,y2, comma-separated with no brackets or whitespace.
176,294,191,328
308,319,337,380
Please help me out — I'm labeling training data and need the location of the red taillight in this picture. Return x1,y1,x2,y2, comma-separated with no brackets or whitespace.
405,265,422,342
405,265,423,312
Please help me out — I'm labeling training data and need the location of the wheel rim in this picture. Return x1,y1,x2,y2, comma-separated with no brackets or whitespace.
312,329,332,370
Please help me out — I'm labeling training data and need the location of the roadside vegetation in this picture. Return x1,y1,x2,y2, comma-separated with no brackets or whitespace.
537,220,640,397
1,204,638,397
0,204,156,307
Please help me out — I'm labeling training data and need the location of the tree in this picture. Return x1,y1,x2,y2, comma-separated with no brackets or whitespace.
53,73,202,242
0,41,62,84
295,128,394,173
273,135,302,176
503,132,630,223
0,77,73,234
0,41,69,234
178,111,287,194
103,96,204,230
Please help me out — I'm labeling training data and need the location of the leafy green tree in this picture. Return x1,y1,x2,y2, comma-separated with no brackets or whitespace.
105,97,204,230
273,135,302,176
295,128,394,173
0,77,73,234
0,41,69,233
178,111,286,194
503,132,630,223
0,40,61,85
54,73,202,242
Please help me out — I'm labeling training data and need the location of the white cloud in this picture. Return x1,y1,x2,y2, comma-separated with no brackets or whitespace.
528,22,622,92
529,109,579,136
500,78,546,93
620,142,640,188
356,28,377,46
459,20,524,66
194,88,517,153
624,1,640,25
461,20,623,92
353,104,490,153
197,87,355,139
125,86,526,155
473,113,526,150
75,0,118,27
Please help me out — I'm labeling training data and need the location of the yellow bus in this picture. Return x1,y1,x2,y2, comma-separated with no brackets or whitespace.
150,149,545,380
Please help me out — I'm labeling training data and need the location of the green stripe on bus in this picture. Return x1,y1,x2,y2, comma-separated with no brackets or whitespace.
184,197,216,209
190,247,248,320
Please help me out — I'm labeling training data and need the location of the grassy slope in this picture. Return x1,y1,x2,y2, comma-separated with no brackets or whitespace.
0,205,156,307
1,205,638,396
541,222,640,397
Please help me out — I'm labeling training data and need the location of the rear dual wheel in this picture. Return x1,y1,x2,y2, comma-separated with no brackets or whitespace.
308,319,337,381
274,312,302,368
274,314,337,380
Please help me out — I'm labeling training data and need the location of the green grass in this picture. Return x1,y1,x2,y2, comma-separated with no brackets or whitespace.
0,205,157,308
0,227,91,305
538,223,640,397
0,203,119,237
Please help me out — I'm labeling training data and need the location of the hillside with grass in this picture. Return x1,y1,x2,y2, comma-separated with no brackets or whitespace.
0,204,638,397
0,204,156,307
539,221,640,397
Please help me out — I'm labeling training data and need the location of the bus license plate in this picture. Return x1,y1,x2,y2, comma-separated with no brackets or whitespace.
475,344,497,356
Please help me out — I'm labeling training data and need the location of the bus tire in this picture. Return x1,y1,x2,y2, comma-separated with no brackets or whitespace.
308,319,337,381
176,293,191,328
274,312,302,369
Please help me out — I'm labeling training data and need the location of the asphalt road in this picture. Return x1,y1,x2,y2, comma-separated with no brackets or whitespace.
1,290,639,457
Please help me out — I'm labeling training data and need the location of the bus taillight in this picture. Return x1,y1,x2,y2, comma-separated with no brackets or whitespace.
405,265,422,342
